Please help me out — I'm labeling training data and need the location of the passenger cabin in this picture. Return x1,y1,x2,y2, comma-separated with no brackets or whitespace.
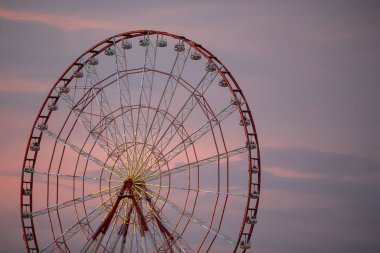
230,98,241,106
191,51,201,60
249,191,259,199
246,216,257,224
219,79,228,87
122,40,132,49
59,86,70,94
22,212,32,219
240,116,251,126
26,233,34,241
24,167,35,174
30,142,40,151
23,189,32,196
48,104,58,111
240,241,251,250
252,165,259,174
104,48,115,56
88,58,98,65
73,71,83,78
205,61,216,72
246,141,256,150
157,39,167,47
174,43,185,52
38,123,48,131
139,39,149,47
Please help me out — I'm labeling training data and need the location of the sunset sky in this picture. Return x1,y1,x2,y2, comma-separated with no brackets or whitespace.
0,0,380,252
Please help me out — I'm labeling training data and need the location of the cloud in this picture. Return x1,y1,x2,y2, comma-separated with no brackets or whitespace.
266,166,325,179
0,76,50,93
263,146,380,185
0,7,127,32
253,146,380,253
260,188,340,211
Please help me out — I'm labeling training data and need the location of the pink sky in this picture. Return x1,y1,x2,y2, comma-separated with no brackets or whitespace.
0,0,380,252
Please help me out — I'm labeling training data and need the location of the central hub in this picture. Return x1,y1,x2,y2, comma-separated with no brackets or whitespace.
124,178,134,189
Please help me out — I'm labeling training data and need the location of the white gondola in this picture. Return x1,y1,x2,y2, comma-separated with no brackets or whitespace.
239,116,251,126
59,86,70,94
104,48,115,56
24,167,35,174
38,123,48,131
240,241,251,250
205,61,216,72
48,104,58,111
139,39,149,47
249,190,259,199
157,39,167,47
246,141,256,150
88,58,99,65
174,43,185,52
30,142,40,151
252,165,259,174
122,40,132,49
22,212,32,219
191,51,201,60
219,79,228,87
246,216,257,224
73,71,83,78
26,233,34,241
23,189,32,196
230,98,241,106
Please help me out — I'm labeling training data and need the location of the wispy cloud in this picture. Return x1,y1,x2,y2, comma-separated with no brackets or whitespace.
0,8,126,31
260,188,339,211
266,166,325,179
0,76,50,92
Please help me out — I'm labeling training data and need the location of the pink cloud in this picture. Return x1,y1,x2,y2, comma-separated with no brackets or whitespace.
0,8,127,32
260,188,339,211
266,166,325,179
0,76,50,92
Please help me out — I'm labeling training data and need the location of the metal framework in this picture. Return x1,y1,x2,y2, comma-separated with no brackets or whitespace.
20,30,261,252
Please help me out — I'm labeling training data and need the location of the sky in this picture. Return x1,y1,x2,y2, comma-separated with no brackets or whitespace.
0,0,380,252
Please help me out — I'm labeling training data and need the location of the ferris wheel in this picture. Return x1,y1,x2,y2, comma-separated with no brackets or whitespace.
20,30,261,253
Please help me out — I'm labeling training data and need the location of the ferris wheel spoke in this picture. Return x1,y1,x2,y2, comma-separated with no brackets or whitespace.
144,146,247,182
153,70,218,148
83,49,130,165
148,190,238,247
137,103,241,179
87,76,130,174
134,69,218,178
161,102,241,164
143,183,248,198
32,170,122,183
31,185,121,217
112,41,136,173
131,33,159,175
37,127,126,179
140,34,159,141
39,194,117,252
60,84,130,176
133,44,191,178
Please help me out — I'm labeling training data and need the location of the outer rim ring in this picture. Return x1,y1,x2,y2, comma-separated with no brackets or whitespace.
20,30,261,252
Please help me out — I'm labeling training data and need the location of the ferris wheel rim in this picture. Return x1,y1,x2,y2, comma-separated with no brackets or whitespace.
20,30,261,252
